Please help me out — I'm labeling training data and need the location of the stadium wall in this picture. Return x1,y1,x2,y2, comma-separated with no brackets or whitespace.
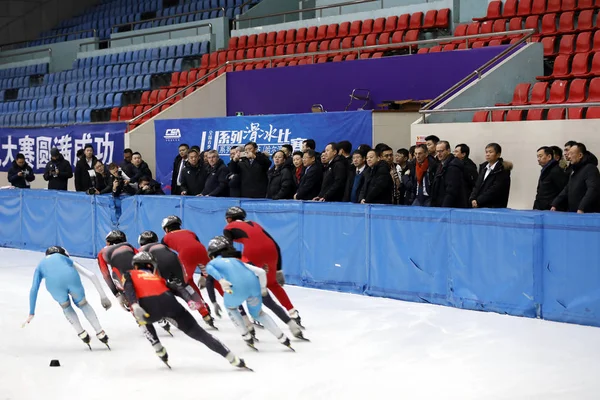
1,190,599,329
412,119,600,210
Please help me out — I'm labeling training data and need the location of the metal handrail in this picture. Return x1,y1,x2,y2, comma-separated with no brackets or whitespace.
420,29,537,113
235,0,382,29
0,47,52,61
418,102,600,113
111,7,225,33
0,29,98,51
79,22,213,50
127,29,533,128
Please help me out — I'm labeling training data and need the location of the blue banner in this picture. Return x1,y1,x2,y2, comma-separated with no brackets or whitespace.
154,111,373,193
0,123,126,173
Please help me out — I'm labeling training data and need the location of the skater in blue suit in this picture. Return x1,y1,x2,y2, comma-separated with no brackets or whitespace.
24,246,112,349
206,236,296,351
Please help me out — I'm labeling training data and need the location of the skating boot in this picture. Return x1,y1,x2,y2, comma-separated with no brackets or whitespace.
229,355,253,372
78,331,92,350
242,332,258,351
287,320,310,341
203,315,218,330
155,345,171,369
278,334,295,352
96,330,111,350
242,314,258,341
158,319,173,337
289,309,304,329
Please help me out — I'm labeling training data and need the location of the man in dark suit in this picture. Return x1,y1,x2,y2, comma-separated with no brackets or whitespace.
171,143,189,195
431,141,467,208
534,146,568,210
469,143,512,209
228,141,271,198
294,150,323,200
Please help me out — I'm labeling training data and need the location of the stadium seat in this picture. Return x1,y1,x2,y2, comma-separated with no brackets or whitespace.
434,8,450,29
474,1,502,21
517,0,533,16
531,0,548,14
557,12,576,34
538,54,571,80
546,0,562,13
384,16,398,33
540,13,558,36
473,111,490,122
502,0,518,18
398,14,410,31
575,10,594,32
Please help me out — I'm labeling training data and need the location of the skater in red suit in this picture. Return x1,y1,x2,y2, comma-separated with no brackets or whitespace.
160,215,215,323
223,206,304,328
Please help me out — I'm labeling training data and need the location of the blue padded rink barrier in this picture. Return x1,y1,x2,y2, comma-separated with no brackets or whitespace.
1,189,600,328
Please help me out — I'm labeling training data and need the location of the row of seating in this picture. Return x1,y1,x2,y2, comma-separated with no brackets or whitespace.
0,109,94,126
417,40,510,53
476,0,600,22
17,81,133,99
536,30,600,56
229,10,451,50
0,64,48,78
0,77,31,90
541,50,600,79
472,78,600,121
74,42,209,69
1,93,123,114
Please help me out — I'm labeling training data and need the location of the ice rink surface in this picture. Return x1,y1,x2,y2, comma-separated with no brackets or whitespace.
1,248,600,400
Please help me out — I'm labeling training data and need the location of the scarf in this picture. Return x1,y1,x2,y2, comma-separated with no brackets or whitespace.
295,167,302,182
416,158,429,185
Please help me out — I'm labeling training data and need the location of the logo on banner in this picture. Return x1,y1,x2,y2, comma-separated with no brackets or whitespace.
164,129,181,141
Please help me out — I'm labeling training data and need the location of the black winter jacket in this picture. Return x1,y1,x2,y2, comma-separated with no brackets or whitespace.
295,163,323,200
552,154,600,213
267,163,295,200
318,155,348,201
181,162,207,196
7,161,35,188
469,158,513,208
431,155,468,208
359,161,393,204
229,152,271,198
74,156,98,192
404,156,438,205
534,160,568,210
130,161,153,184
43,155,73,191
202,159,229,197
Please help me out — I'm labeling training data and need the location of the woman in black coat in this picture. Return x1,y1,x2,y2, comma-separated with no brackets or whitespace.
359,149,393,204
266,151,295,200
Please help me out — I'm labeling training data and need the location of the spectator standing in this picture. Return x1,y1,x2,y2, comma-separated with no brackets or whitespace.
406,144,437,206
381,146,402,205
551,143,600,213
75,144,98,192
534,146,568,210
180,148,206,196
266,150,295,200
91,160,111,194
120,148,135,178
454,143,478,196
359,149,393,204
314,142,348,202
201,150,229,197
294,150,323,200
430,141,467,208
281,144,294,169
43,147,72,191
408,145,416,163
469,143,512,209
395,148,410,205
348,150,367,203
291,151,304,186
228,141,271,198
107,163,136,197
425,135,440,158
7,153,35,189
130,152,153,183
227,146,243,197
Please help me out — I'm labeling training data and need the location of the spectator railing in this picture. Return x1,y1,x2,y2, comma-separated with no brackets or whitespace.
0,29,98,51
418,103,600,122
111,6,226,33
420,29,538,118
234,0,384,29
79,22,213,50
0,47,52,63
127,29,535,129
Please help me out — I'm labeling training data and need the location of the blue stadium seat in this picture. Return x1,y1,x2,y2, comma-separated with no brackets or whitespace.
174,58,183,71
91,57,98,67
164,59,174,72
56,97,63,109
110,54,118,65
97,94,105,108
127,76,136,90
125,51,133,64
113,93,122,107
105,93,113,107
141,61,150,75
83,109,91,122
97,79,105,93
133,62,142,75
175,44,185,58
69,95,77,108
47,112,55,126
104,65,113,78
91,80,99,93
149,61,158,74
225,8,234,18
57,84,65,95
151,48,160,60
59,110,66,124
98,66,105,78
91,67,98,79
76,110,84,123
157,60,166,73
134,76,143,90
119,64,127,77
118,53,126,64
90,94,97,108
106,78,114,92
119,77,128,91
76,95,84,108
127,63,135,76
98,55,107,66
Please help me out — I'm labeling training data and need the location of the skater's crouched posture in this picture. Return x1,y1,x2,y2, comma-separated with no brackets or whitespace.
25,246,111,349
122,251,249,370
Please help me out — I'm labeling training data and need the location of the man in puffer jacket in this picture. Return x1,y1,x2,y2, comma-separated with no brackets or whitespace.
8,153,35,189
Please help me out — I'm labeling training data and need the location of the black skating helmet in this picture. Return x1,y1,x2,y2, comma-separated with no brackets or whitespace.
46,246,69,257
105,230,127,245
207,235,233,258
132,251,158,273
161,215,182,231
138,230,159,246
225,206,246,221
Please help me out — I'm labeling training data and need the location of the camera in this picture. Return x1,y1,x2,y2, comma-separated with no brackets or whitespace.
87,187,97,195
116,170,123,181
240,151,248,158
22,170,29,176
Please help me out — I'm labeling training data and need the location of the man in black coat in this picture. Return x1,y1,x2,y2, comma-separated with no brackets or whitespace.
120,148,135,178
43,147,73,191
129,152,153,184
201,150,229,197
180,148,206,196
359,149,393,204
469,143,512,209
170,143,189,195
405,144,438,206
551,143,600,213
228,141,271,198
314,142,348,202
534,146,568,210
266,151,295,200
431,141,467,208
7,153,35,189
136,176,165,195
454,143,478,197
294,150,323,200
345,150,367,203
74,144,98,192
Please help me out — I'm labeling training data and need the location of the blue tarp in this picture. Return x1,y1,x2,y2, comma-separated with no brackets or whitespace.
1,189,600,328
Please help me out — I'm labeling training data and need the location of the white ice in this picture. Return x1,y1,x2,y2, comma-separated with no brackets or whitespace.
1,248,600,400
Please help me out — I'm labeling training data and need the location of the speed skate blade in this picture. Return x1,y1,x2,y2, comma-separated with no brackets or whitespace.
246,343,259,352
252,320,264,329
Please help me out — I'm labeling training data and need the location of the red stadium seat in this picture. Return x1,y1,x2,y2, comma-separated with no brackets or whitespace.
498,82,531,106
507,18,523,39
247,34,257,48
423,10,437,29
235,49,245,60
546,0,562,13
353,35,365,48
451,24,468,43
337,22,350,38
568,52,591,78
557,12,576,34
517,0,533,16
276,30,286,44
318,40,330,52
489,39,504,46
285,43,296,55
373,17,385,34
409,12,423,30
306,26,318,42
540,13,557,36
398,14,410,31
168,72,180,88
574,32,593,53
316,24,328,40
506,110,525,120
361,19,374,35
531,0,548,14
326,24,338,39
228,37,238,49
443,43,457,51
383,16,398,33
226,50,236,61
238,36,247,49
502,0,518,17
200,54,209,69
525,16,540,37
542,36,557,56
491,110,506,121
586,107,600,118
557,34,576,54
434,8,450,28
149,90,159,104
528,82,549,106
588,78,600,101
546,80,568,104
329,38,341,55
472,111,489,122
546,108,566,119
538,54,570,80
526,109,546,120
285,29,296,44
474,1,502,21
561,0,577,11
417,48,430,54
472,41,486,48
296,28,307,43
257,33,267,47
577,0,600,9
466,22,481,36
140,91,151,104
493,19,508,39
110,107,119,121
478,20,494,41
365,34,378,52
575,10,594,32
349,21,362,36
567,78,587,102
377,32,391,50
591,30,600,52
266,31,277,46
429,45,442,52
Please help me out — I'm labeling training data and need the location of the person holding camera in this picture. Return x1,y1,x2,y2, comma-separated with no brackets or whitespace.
8,153,35,189
75,144,98,192
86,160,112,195
106,163,136,197
228,142,271,198
136,176,165,195
43,148,73,191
